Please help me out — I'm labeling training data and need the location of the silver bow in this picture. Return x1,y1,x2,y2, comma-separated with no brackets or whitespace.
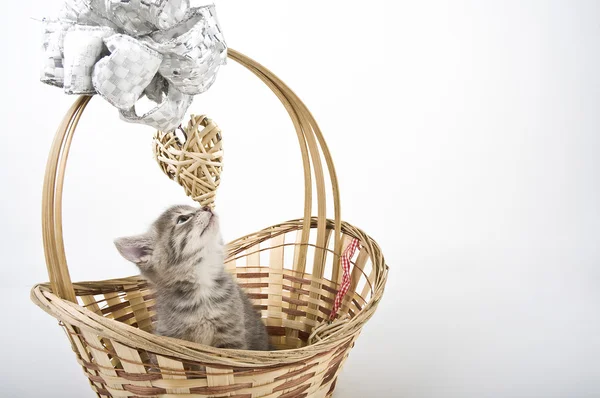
41,0,227,131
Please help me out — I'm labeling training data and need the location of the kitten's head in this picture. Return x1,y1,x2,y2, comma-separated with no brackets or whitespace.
114,205,222,281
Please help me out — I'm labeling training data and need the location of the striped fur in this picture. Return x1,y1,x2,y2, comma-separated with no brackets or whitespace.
114,205,270,350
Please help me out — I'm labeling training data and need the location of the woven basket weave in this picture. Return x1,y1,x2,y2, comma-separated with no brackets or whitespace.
32,49,388,398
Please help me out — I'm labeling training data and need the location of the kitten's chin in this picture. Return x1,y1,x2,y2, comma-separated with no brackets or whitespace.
207,215,217,229
140,271,159,286
200,215,218,237
137,263,155,276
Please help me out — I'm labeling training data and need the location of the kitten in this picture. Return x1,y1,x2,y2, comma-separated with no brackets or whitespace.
114,205,270,351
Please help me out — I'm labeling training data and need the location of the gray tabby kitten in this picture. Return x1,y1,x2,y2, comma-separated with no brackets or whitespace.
114,205,270,351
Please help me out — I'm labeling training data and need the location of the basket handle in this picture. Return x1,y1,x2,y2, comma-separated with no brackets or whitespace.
42,49,343,301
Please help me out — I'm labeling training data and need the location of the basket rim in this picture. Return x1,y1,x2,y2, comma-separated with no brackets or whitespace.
31,218,388,367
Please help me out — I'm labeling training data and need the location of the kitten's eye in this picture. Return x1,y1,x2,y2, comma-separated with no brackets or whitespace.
176,214,192,225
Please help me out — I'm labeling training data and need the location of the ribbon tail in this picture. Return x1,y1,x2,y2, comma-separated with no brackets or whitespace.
120,82,193,132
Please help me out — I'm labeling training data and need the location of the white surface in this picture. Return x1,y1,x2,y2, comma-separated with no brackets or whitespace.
1,1,599,397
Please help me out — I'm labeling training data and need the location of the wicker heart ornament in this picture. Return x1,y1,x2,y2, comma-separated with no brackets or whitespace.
153,115,223,207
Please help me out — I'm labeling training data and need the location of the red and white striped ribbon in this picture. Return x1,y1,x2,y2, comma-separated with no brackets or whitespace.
330,238,360,320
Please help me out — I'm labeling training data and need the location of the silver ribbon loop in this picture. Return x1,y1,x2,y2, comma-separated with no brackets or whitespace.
63,26,113,94
93,34,163,110
41,0,226,131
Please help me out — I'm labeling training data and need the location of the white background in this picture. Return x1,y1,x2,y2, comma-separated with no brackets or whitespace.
1,1,599,397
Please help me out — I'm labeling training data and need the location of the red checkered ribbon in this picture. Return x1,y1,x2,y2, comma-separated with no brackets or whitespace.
330,238,360,320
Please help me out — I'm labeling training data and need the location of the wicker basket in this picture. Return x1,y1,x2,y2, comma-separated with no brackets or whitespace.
31,49,388,398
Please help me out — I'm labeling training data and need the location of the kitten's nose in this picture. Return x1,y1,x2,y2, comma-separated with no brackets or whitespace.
201,206,212,213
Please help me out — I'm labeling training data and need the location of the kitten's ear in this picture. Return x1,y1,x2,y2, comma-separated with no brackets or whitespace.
114,234,154,265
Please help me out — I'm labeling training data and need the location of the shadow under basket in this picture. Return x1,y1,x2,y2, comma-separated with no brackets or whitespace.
32,49,388,398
